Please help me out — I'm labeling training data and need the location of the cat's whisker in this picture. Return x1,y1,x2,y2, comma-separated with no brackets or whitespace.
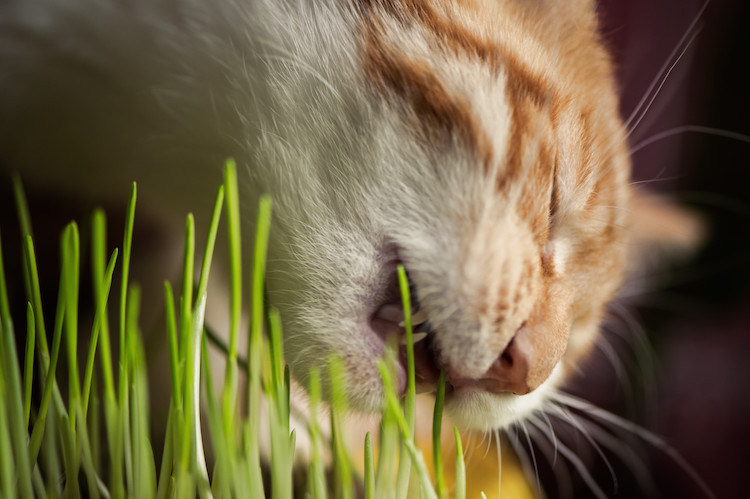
519,420,542,495
540,429,608,499
505,426,540,498
623,0,710,134
629,176,681,186
606,304,658,398
536,411,559,467
548,391,718,499
631,125,750,156
547,404,618,493
482,427,494,460
592,333,635,405
494,429,502,499
596,0,709,180
577,417,659,497
526,415,574,499
463,432,478,470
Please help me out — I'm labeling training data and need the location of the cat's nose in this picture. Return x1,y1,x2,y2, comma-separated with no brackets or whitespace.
447,323,544,395
483,333,532,395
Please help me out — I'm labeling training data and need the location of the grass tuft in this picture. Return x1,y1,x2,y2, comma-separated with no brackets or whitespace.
0,161,465,498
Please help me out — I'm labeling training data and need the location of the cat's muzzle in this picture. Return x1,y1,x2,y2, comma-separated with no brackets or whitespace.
371,267,534,398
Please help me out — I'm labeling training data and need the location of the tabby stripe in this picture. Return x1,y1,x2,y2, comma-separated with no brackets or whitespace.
355,0,555,191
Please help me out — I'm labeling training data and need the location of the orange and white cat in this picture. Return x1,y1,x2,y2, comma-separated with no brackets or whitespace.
0,0,701,448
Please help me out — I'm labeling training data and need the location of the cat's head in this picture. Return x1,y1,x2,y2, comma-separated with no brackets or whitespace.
254,0,701,430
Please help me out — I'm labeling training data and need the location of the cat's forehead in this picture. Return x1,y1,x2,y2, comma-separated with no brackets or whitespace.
355,1,603,216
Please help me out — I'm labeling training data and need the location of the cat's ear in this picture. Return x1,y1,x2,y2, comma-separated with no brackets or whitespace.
628,188,707,264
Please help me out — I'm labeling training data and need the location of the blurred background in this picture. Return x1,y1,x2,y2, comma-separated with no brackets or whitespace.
551,0,750,497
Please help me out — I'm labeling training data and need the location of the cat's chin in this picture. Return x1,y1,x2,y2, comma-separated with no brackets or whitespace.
442,364,564,431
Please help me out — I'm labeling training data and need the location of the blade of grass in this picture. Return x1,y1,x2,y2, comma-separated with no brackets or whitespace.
82,248,118,417
10,179,47,494
307,368,327,499
11,175,34,306
396,265,416,431
267,307,292,499
127,285,156,498
155,404,175,499
246,195,272,499
91,209,116,399
375,344,400,497
90,375,102,474
59,411,78,497
364,432,375,499
31,466,46,498
26,237,67,468
11,174,33,238
221,159,242,443
454,427,465,499
181,186,223,499
61,223,83,432
433,370,447,499
73,402,106,499
267,308,285,409
91,209,121,498
0,376,14,499
395,265,415,499
23,303,35,428
194,186,223,304
157,280,180,498
164,282,181,407
329,356,354,499
176,213,195,382
171,212,196,499
114,183,137,497
201,334,232,499
0,230,34,497
40,385,60,495
177,213,195,488
119,183,136,363
21,229,72,430
22,236,49,372
377,359,438,499
60,222,108,497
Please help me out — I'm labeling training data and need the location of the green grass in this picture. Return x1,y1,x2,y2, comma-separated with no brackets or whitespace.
0,160,468,498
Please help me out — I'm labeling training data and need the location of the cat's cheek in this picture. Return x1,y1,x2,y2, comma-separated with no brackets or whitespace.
564,314,603,366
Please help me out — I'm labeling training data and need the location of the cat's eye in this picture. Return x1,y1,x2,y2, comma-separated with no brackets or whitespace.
541,238,555,274
549,158,560,224
542,160,559,275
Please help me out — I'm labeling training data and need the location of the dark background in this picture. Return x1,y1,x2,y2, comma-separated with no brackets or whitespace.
551,1,750,498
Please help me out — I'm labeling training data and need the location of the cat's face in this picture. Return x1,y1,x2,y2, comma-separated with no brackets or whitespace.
259,0,633,430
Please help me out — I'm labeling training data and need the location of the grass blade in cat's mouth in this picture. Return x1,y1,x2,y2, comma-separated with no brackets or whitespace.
370,265,537,400
371,268,442,396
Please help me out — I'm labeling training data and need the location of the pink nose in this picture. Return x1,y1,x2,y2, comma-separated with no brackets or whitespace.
483,335,532,394
448,324,542,395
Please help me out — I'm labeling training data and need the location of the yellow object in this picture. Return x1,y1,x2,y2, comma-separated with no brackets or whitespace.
415,427,537,499
349,395,538,498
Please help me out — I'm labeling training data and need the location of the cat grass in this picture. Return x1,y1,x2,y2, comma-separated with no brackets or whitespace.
0,160,468,498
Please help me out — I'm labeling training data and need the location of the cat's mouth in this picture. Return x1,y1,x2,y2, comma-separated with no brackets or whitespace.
370,265,443,396
369,262,534,400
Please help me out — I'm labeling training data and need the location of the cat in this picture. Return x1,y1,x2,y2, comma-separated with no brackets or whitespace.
0,0,706,491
